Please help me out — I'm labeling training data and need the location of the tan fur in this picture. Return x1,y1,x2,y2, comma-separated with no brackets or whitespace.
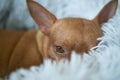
0,0,118,77
0,30,43,77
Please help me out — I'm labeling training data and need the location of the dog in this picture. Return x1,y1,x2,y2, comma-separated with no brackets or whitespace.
0,0,118,77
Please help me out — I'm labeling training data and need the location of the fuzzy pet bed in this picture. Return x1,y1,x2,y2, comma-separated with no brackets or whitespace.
0,0,120,80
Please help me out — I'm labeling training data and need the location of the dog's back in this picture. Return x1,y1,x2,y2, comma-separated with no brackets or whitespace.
0,30,24,76
0,30,25,55
0,30,43,77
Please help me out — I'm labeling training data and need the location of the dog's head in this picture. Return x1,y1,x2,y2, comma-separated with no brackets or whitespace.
27,0,118,60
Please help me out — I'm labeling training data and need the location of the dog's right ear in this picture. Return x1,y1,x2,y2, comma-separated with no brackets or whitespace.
27,0,57,35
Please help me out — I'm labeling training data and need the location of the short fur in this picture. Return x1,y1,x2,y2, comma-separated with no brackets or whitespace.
0,0,118,77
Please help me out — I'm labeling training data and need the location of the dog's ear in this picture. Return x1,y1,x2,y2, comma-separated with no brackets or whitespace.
27,0,57,35
93,0,118,26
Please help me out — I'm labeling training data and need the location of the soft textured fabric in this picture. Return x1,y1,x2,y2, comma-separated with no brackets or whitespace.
0,0,120,80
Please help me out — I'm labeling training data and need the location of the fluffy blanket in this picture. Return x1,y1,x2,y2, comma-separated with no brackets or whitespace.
0,0,120,80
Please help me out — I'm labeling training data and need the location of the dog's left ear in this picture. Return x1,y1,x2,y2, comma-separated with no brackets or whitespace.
93,0,118,26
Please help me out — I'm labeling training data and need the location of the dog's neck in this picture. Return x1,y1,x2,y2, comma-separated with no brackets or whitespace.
36,30,49,58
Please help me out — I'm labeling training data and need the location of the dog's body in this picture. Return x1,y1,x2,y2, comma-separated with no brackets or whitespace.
0,0,118,77
0,30,43,76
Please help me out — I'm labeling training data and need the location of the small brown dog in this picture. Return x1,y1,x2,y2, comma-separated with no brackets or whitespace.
0,0,118,77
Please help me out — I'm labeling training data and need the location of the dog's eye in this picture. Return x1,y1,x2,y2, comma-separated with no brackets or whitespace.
55,46,64,53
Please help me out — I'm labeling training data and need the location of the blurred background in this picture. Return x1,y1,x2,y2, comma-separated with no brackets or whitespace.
0,0,109,30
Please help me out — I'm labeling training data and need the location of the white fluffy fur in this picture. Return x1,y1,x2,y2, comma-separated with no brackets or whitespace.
0,0,120,80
